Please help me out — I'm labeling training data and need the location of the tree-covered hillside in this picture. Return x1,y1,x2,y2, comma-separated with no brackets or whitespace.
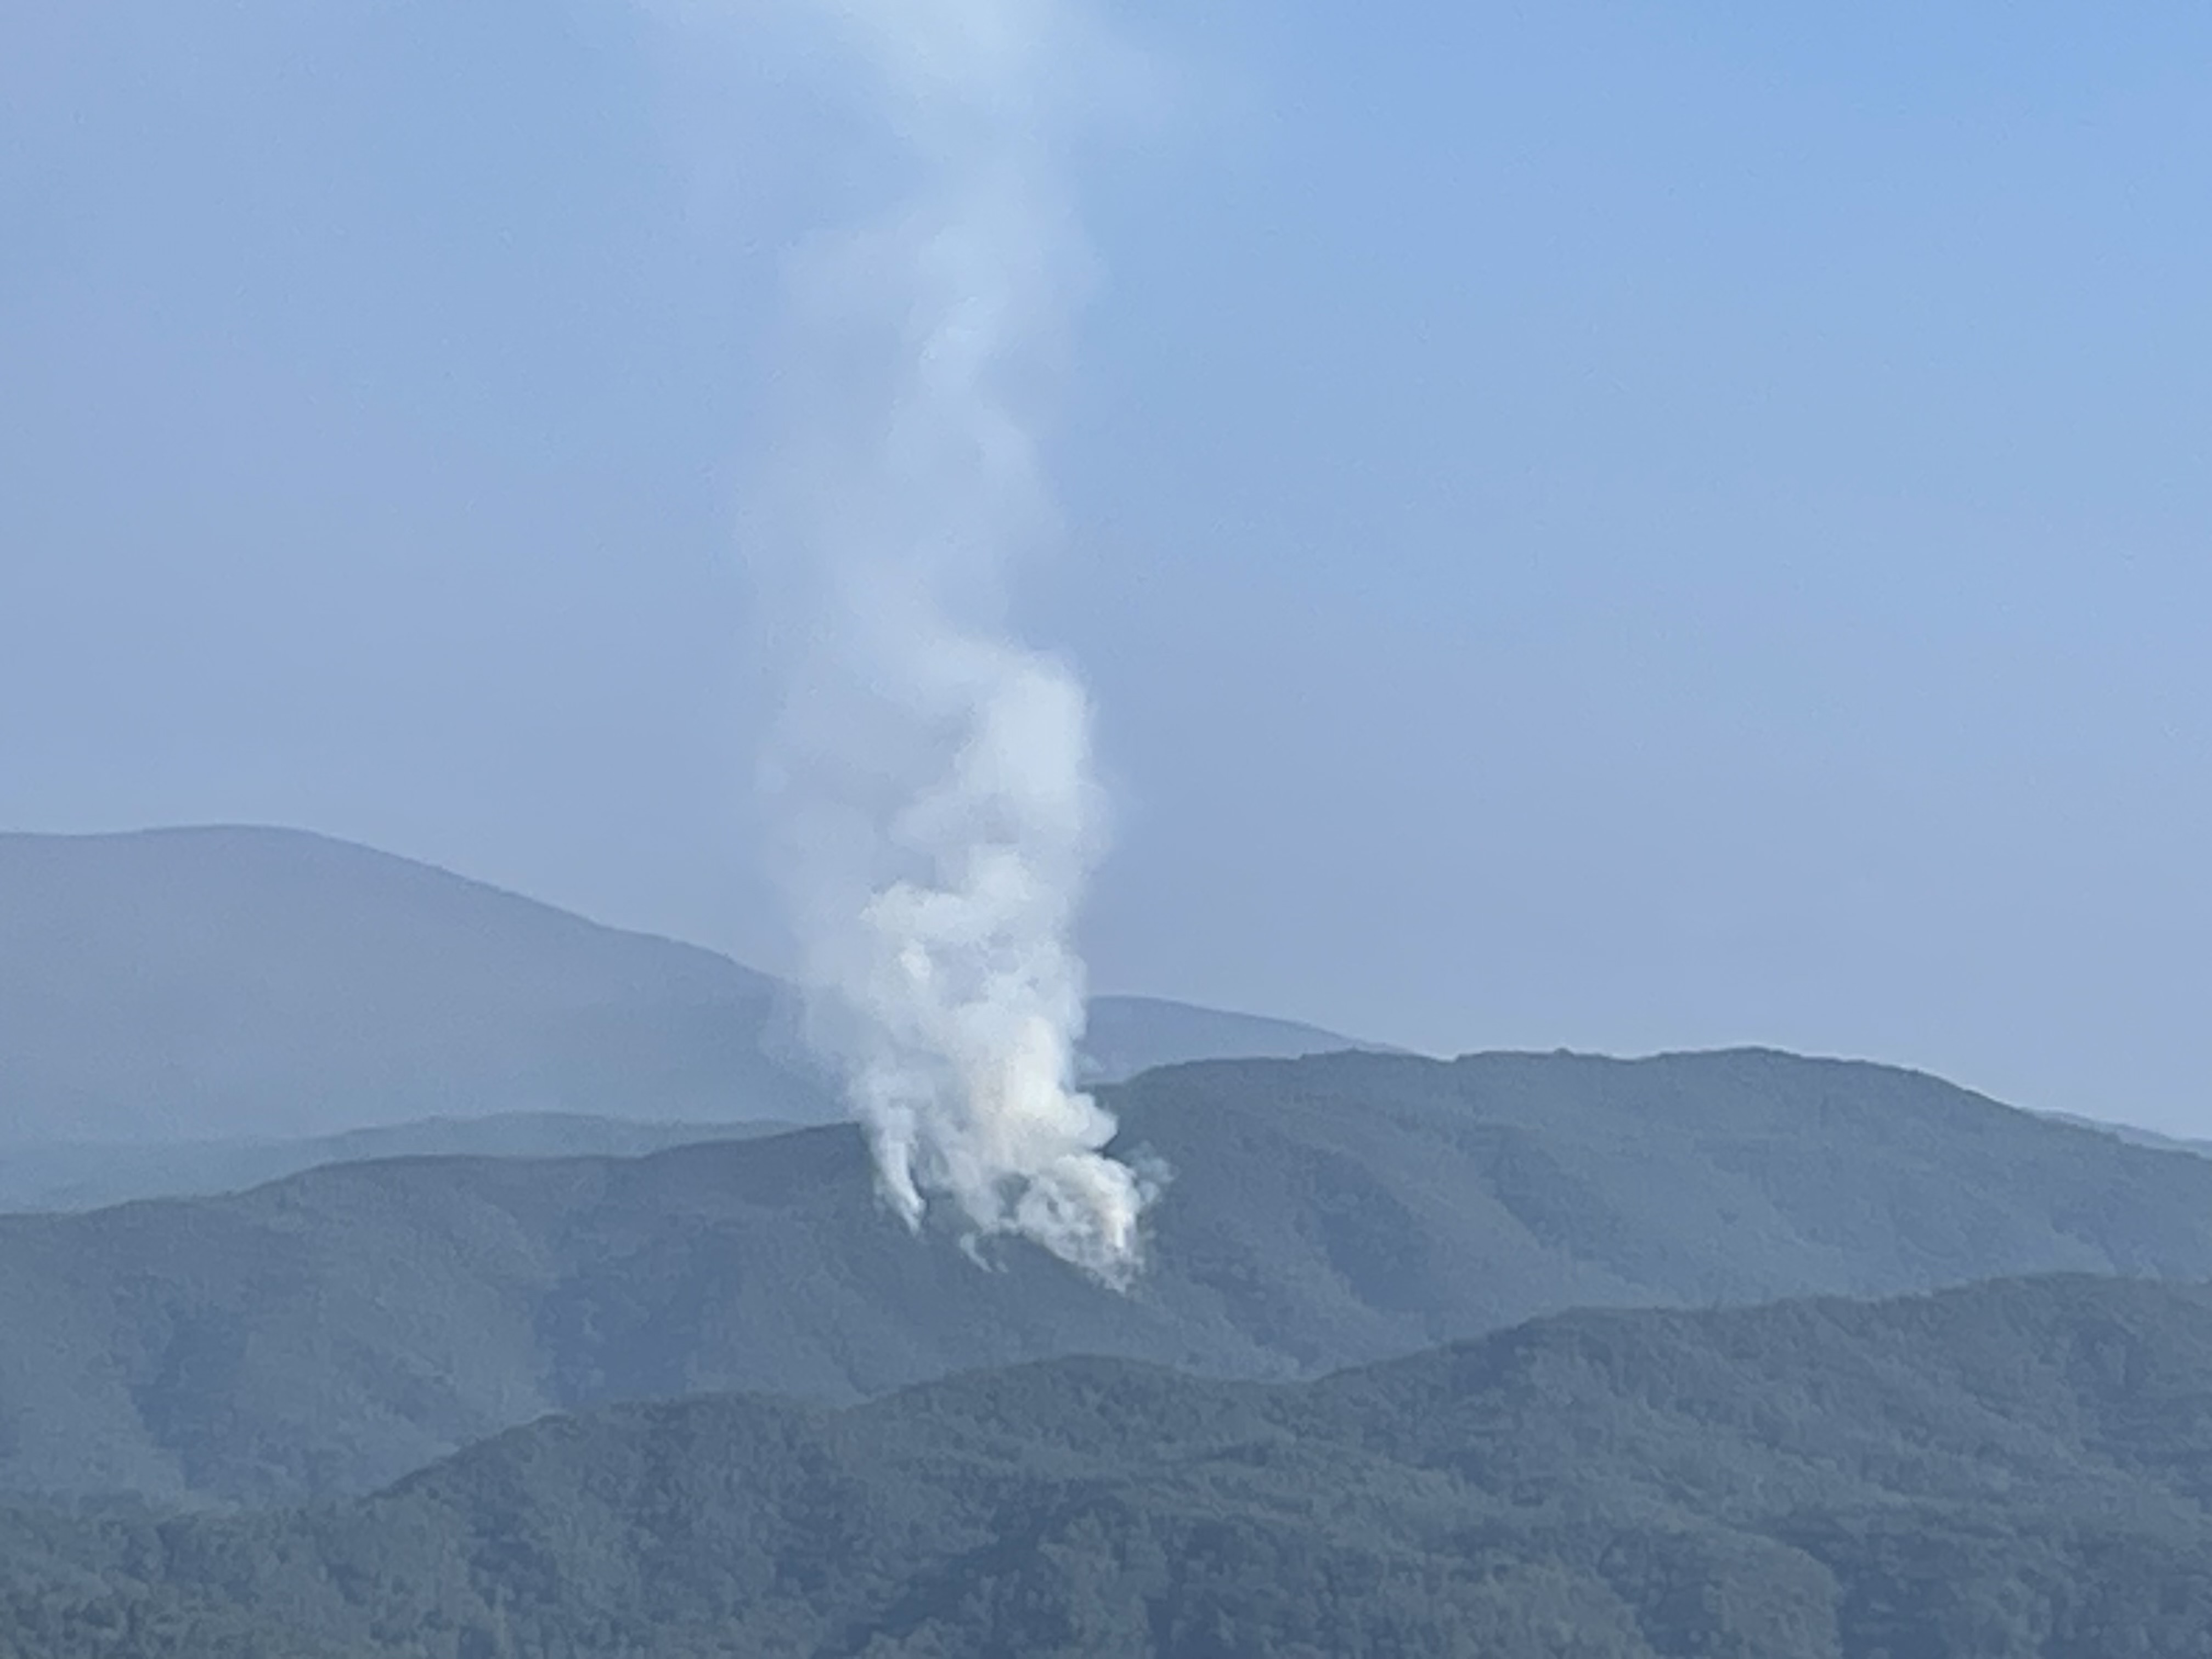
2,1275,2207,1657
3,1048,2208,1504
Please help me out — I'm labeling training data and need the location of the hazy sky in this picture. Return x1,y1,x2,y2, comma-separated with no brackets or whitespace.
3,3,2207,1133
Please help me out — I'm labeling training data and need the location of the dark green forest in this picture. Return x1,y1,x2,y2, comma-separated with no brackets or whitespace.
6,1039,2211,1653
1,1275,2208,1657
4,1049,2209,1503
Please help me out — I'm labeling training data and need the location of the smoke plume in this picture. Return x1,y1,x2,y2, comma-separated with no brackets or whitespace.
750,0,1156,1284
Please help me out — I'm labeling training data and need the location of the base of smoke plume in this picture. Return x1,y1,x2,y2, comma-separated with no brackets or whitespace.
865,1128,1173,1292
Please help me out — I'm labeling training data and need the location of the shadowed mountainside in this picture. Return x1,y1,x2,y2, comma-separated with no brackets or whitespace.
2,1274,2208,1657
3,1047,2209,1504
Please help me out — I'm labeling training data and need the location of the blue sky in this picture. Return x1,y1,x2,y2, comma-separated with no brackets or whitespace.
3,2,2207,1131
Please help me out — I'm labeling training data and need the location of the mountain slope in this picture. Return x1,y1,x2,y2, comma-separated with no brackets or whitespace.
1125,1046,2212,1364
4,1275,2209,1657
3,1047,2210,1504
0,826,816,1139
0,826,1374,1150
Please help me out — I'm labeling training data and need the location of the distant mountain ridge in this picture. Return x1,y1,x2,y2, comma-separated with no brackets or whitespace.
3,1046,2209,1505
2,1273,2207,1657
2037,1107,2212,1160
0,825,1373,1148
0,1112,804,1214
0,825,805,1140
1076,993,1400,1082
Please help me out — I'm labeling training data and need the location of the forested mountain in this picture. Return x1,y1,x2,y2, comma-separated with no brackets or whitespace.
0,827,1364,1150
3,1047,2207,1505
2,1274,2207,1657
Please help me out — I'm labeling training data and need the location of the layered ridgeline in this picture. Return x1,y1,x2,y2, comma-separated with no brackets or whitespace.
2,1275,2207,1658
0,1114,804,1216
0,826,1365,1161
4,1048,2210,1504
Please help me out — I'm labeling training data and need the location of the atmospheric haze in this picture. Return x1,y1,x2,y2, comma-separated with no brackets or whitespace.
733,0,1156,1282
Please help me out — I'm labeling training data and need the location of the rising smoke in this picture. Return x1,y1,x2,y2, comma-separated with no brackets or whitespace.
746,0,1157,1284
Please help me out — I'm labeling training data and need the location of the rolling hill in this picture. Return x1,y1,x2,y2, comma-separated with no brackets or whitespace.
3,1047,2209,1504
0,826,812,1140
0,825,1369,1152
2,1274,2207,1657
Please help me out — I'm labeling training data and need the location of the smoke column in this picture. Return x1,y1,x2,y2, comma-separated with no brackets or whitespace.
750,0,1156,1284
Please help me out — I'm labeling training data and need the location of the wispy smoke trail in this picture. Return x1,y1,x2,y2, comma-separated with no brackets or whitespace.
751,0,1157,1283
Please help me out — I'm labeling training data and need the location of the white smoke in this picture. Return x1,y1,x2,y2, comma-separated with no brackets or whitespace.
745,0,1158,1284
